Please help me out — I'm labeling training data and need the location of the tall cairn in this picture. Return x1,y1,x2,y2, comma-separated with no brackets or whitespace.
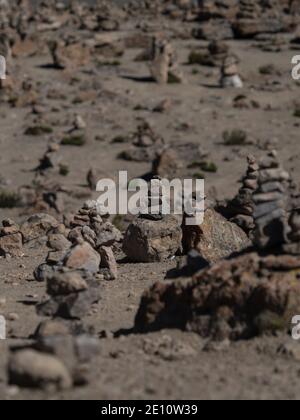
220,55,243,88
149,35,184,84
253,151,291,251
226,155,258,234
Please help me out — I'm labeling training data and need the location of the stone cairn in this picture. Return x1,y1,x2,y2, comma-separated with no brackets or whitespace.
149,35,184,84
120,120,165,163
133,120,164,148
253,151,291,251
35,201,121,322
226,155,259,234
123,177,182,262
220,54,243,88
141,176,165,221
37,141,61,173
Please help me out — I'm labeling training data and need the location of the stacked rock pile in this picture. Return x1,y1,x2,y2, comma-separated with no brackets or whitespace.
225,155,259,234
253,151,291,250
123,177,182,262
220,54,243,88
120,120,165,163
149,35,184,84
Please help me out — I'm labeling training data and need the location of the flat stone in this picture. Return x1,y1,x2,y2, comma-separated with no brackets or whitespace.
260,181,285,193
259,168,290,183
253,192,284,204
253,201,284,219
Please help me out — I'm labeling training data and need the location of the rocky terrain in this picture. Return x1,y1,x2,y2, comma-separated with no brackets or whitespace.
1,0,300,400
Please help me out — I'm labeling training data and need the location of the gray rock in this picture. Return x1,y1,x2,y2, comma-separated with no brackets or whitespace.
123,215,182,263
37,271,101,320
74,335,100,363
259,168,290,183
253,151,291,250
34,263,54,282
253,200,284,219
95,222,122,248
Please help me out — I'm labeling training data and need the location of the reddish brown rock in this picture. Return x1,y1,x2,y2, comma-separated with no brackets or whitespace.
99,246,118,280
135,253,300,340
63,242,101,274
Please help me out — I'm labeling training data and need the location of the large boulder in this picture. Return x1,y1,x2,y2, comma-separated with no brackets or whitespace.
182,208,251,263
135,252,300,341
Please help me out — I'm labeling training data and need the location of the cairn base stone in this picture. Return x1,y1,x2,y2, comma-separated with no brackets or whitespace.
123,215,182,263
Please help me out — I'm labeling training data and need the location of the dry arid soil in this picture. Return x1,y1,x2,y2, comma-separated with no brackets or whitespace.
1,0,300,401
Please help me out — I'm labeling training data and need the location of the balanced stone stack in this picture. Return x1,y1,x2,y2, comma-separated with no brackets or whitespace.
253,151,291,250
67,201,122,250
37,141,61,173
120,121,165,163
133,121,164,149
141,176,165,221
149,35,184,84
35,201,121,282
220,54,243,88
226,155,258,234
36,269,102,319
123,177,182,262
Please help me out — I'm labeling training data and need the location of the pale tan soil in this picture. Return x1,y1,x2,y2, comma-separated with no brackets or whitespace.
0,18,300,400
